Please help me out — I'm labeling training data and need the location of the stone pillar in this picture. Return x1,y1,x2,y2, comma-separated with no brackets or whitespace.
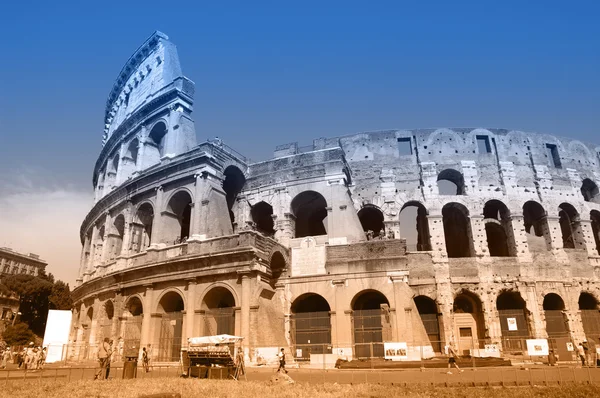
580,219,597,257
523,285,547,339
88,224,98,273
470,215,488,260
185,279,197,343
120,203,134,257
420,162,438,199
546,216,569,263
88,297,101,347
136,129,147,173
101,213,114,264
509,214,533,262
276,213,295,247
150,186,165,247
427,214,447,262
188,169,231,241
140,285,154,348
239,272,251,357
111,291,122,343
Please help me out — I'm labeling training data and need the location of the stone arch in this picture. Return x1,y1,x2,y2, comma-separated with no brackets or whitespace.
111,153,120,173
591,211,600,255
290,293,332,360
155,289,186,313
269,250,286,282
523,201,552,252
442,202,474,258
251,201,274,235
132,202,154,253
164,189,193,244
200,284,237,336
426,128,465,148
358,204,385,239
437,169,465,195
122,295,143,357
148,120,168,157
414,295,441,352
558,202,586,249
125,138,139,165
483,200,516,257
110,214,125,259
543,293,570,343
351,290,391,358
123,295,144,317
581,179,600,203
223,166,246,228
579,292,600,342
400,201,431,251
496,290,531,352
156,289,185,361
291,190,328,238
104,300,115,320
453,290,485,354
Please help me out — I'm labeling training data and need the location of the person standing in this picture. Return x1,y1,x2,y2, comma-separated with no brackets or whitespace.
1,348,10,369
277,348,287,374
447,344,464,374
94,338,112,380
582,340,591,367
142,347,149,373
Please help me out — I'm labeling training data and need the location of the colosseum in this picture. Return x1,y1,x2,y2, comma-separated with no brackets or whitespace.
71,31,600,365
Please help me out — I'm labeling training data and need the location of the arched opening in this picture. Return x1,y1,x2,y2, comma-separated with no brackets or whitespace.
223,166,246,229
83,307,94,346
483,200,515,257
442,203,474,258
358,205,385,239
270,251,286,282
94,224,106,265
400,202,431,251
579,292,600,344
591,211,600,256
122,297,143,357
251,201,274,235
543,293,570,357
558,203,585,249
581,179,600,203
125,138,139,165
414,296,441,352
157,291,185,362
453,291,485,355
149,121,168,157
111,154,120,173
496,291,531,352
165,191,192,244
523,201,552,252
201,287,236,335
100,301,114,342
110,214,125,259
352,290,391,358
132,203,154,253
437,169,465,195
291,191,328,238
291,294,331,361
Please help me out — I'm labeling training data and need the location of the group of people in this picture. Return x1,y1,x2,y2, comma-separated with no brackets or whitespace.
577,340,598,367
94,338,152,380
0,343,46,370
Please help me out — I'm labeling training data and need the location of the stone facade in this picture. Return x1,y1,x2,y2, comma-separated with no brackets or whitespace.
72,32,600,364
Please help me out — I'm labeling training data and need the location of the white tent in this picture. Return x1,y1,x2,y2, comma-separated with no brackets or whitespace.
187,334,244,345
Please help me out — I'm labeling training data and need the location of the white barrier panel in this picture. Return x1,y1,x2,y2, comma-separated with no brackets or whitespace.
42,310,72,363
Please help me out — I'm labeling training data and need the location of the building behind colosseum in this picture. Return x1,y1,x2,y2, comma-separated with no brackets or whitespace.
71,31,600,364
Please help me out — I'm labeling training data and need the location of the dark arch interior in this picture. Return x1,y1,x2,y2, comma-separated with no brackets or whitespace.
581,179,600,202
400,202,431,251
291,191,328,238
270,251,286,281
126,139,139,164
591,210,600,255
167,191,192,241
251,201,274,235
523,201,547,236
358,206,385,238
543,293,565,311
223,166,246,227
497,291,526,310
453,292,481,313
292,294,331,313
414,296,438,314
442,203,473,258
87,307,93,323
558,202,580,249
104,300,114,320
111,154,120,172
203,287,235,309
114,214,125,237
579,292,598,310
485,223,509,257
158,291,185,313
352,290,389,311
437,169,465,195
149,122,167,156
126,297,143,316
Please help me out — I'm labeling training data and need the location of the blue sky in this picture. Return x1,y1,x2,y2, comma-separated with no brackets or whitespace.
0,1,598,282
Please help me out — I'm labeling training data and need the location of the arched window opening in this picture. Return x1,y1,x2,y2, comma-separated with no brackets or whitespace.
132,203,154,253
123,297,143,357
581,179,600,203
149,122,168,157
437,169,465,195
291,294,331,361
157,291,185,362
352,290,391,358
99,301,114,342
251,201,274,235
223,166,246,229
442,203,474,258
414,296,441,352
94,225,106,265
358,205,384,239
591,211,600,256
86,307,94,325
496,291,531,352
104,301,114,320
400,202,431,251
558,203,585,249
110,214,125,259
543,293,570,356
165,191,192,244
579,292,600,343
270,251,286,282
483,200,515,257
291,191,328,238
126,138,139,165
453,291,485,355
111,154,120,173
523,201,552,252
202,287,236,335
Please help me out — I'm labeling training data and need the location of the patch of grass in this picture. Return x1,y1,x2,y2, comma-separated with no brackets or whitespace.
0,379,599,398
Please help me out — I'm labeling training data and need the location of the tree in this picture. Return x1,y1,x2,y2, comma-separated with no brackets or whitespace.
50,280,73,310
2,274,53,335
2,322,35,346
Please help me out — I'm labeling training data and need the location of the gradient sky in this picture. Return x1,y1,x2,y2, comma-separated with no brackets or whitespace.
0,1,598,284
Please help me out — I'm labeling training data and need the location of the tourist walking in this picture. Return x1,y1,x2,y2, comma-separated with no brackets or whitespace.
94,338,112,380
277,348,287,374
142,347,150,373
578,343,586,366
447,344,463,374
1,348,10,369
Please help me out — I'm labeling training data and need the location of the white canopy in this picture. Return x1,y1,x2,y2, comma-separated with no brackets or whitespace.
187,334,244,345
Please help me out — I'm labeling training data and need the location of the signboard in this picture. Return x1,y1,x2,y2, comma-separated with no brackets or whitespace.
507,318,518,331
42,310,73,363
566,342,574,352
296,349,303,358
526,339,549,356
384,342,408,361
